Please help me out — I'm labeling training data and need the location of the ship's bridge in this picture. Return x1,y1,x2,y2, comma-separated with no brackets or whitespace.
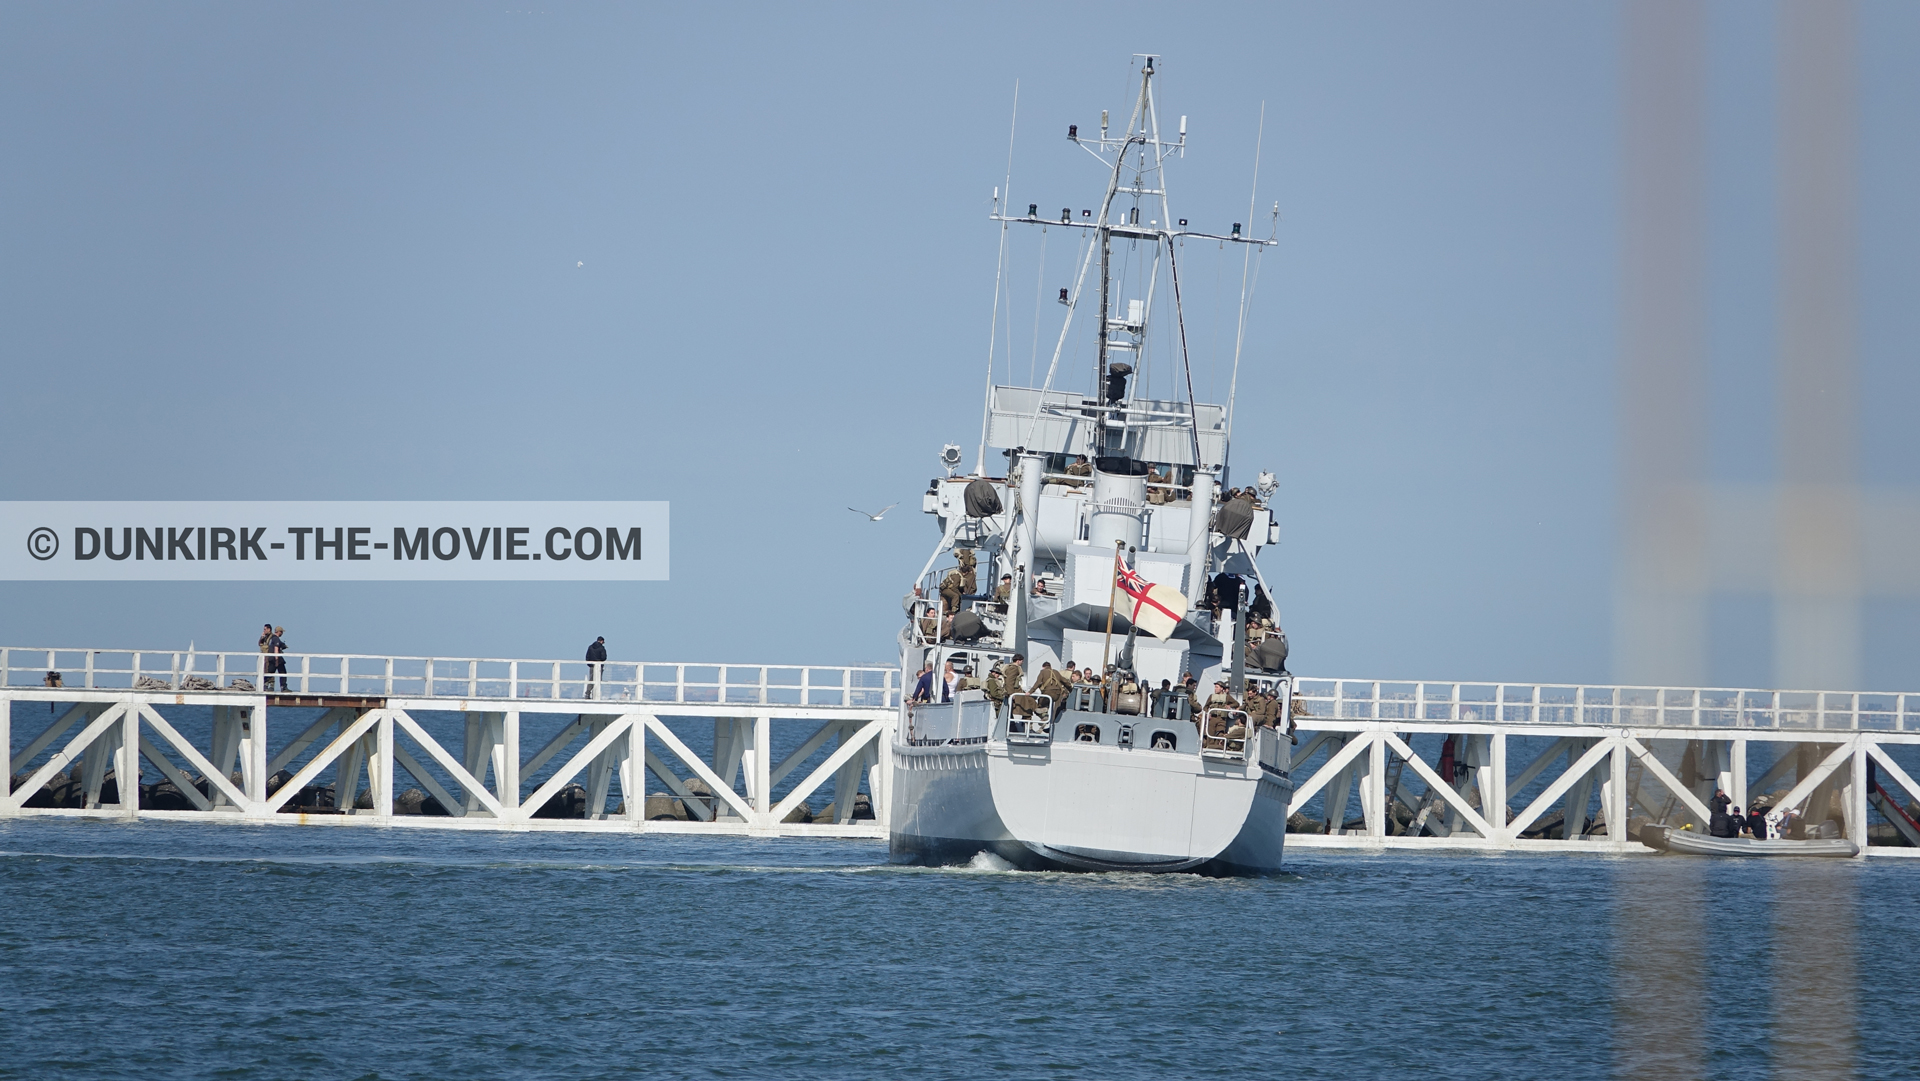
985,385,1225,467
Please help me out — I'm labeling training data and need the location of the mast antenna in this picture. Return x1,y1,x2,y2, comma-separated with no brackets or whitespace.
1094,61,1154,456
975,80,1019,476
1167,240,1205,471
1224,100,1266,451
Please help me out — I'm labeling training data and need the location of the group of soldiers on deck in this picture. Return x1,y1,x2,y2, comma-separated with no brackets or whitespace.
906,545,1027,646
926,651,1297,737
1200,678,1296,742
1055,454,1185,507
938,548,979,617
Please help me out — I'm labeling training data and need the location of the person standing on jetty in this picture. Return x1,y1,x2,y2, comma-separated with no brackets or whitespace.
268,626,288,691
257,623,273,689
585,636,607,699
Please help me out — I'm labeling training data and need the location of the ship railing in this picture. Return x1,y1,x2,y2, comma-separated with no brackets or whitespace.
1148,690,1193,723
1200,708,1252,761
1006,694,1054,744
1037,469,1193,494
1066,685,1105,713
907,599,943,646
1289,678,1920,732
0,647,900,709
906,598,1009,652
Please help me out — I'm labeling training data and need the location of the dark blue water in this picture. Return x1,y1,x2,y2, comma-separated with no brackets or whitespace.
1,819,1912,1079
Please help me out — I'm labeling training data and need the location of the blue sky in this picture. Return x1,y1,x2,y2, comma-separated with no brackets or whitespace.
2,2,1915,688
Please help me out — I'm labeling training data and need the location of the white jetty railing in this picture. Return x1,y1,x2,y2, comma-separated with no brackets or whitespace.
1286,678,1920,858
1,646,899,839
0,648,898,709
6,649,1919,858
1295,680,1920,733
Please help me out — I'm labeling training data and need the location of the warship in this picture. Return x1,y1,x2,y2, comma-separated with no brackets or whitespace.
888,58,1295,875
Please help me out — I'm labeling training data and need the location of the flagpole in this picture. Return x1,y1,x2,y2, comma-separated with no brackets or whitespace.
1100,540,1123,681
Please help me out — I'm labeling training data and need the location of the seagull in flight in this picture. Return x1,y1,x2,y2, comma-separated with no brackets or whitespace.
848,503,898,521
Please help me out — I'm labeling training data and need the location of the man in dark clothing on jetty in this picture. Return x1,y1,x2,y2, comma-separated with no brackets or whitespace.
585,636,607,699
1708,789,1737,838
268,626,288,691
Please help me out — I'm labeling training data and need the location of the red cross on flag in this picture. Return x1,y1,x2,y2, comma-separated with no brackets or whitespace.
1116,561,1188,640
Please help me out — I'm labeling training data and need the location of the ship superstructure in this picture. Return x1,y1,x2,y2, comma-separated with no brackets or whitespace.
889,58,1295,874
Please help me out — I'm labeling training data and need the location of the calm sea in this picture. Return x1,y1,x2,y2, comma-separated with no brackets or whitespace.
0,818,1912,1079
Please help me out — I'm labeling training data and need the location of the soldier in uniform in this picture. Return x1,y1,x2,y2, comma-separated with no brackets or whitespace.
940,549,977,616
984,663,1006,712
1202,681,1241,739
1247,683,1277,728
1001,653,1024,697
1063,454,1092,487
1144,465,1169,505
1208,681,1242,711
1021,661,1070,719
1037,662,1073,718
955,664,984,694
939,565,967,616
993,574,1013,610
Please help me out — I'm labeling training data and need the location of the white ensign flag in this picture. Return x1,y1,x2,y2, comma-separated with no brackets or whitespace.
1116,563,1188,639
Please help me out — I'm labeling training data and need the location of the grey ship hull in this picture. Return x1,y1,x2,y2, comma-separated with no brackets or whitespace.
891,58,1298,879
889,711,1292,877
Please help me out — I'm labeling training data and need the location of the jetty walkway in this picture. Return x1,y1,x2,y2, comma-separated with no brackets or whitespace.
3,647,1917,857
2,647,898,838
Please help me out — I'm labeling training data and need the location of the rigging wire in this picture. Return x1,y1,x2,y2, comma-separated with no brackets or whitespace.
1019,218,1101,452
1166,236,1206,472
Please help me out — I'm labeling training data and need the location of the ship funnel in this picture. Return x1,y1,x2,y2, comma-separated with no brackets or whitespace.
1089,457,1148,551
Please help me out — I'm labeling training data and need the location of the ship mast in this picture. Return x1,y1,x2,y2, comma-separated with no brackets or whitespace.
1094,60,1155,458
990,57,1276,466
